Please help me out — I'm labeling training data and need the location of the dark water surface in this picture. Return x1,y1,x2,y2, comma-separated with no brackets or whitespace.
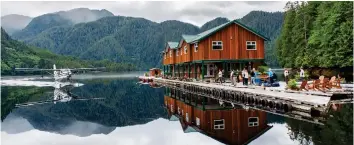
1,73,352,145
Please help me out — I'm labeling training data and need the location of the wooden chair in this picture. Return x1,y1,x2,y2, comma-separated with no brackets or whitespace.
319,75,325,84
333,79,342,89
321,78,331,91
309,79,324,92
299,80,309,91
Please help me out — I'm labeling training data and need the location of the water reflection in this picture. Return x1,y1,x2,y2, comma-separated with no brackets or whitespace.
164,87,272,145
1,74,352,145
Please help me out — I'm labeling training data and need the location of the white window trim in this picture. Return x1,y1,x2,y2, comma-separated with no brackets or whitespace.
184,46,187,54
170,104,174,112
194,43,198,52
186,113,189,122
196,117,200,126
178,107,181,114
213,119,225,130
169,50,172,57
176,49,179,56
246,41,257,50
212,41,223,50
248,117,259,127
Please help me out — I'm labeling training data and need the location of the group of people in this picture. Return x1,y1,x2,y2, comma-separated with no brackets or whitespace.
216,67,261,86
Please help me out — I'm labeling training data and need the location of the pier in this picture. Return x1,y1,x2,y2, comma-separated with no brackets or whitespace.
153,78,353,125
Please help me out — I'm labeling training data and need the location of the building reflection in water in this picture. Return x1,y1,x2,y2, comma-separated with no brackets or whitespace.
164,87,272,145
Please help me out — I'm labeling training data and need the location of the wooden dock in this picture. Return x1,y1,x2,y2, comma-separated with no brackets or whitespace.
153,78,353,124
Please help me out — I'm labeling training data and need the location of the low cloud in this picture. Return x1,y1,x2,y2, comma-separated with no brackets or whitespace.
1,1,286,26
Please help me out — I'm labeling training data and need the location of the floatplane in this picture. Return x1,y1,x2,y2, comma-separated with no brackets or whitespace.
15,82,104,107
15,64,105,81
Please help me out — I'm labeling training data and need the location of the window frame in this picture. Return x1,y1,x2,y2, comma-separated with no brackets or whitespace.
170,104,174,112
194,43,198,52
196,117,200,126
212,41,223,50
176,49,179,56
213,119,225,130
184,46,187,54
186,113,189,122
246,41,257,50
169,50,172,57
248,117,259,127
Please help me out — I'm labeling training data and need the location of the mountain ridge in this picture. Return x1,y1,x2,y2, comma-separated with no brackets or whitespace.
10,10,284,69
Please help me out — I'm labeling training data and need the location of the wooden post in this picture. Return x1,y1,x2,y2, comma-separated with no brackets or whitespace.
201,61,205,80
188,63,191,78
194,63,197,79
202,96,206,111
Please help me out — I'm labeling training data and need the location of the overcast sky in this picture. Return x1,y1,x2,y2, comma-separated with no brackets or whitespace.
1,1,286,26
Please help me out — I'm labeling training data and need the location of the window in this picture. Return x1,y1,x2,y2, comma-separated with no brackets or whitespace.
248,117,259,127
212,41,223,50
196,117,200,126
170,104,174,112
176,49,179,56
186,113,189,122
194,43,198,52
214,119,225,129
181,48,183,55
246,41,256,50
169,50,172,57
184,46,187,54
178,107,181,114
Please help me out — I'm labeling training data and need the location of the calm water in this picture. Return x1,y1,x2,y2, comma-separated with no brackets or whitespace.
1,72,352,145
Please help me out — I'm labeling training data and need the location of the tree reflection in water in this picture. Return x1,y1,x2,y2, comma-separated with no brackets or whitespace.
286,104,353,145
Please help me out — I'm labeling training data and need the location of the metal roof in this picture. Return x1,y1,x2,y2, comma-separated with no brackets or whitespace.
167,41,179,49
188,19,270,43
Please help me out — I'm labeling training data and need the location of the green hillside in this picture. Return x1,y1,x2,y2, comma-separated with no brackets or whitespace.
1,28,135,75
11,11,284,69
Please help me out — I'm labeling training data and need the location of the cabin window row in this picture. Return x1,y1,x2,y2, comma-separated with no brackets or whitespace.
165,40,257,58
212,117,259,130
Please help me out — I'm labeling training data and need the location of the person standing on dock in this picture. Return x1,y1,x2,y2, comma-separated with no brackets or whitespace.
299,67,305,81
230,70,235,85
268,68,274,84
250,68,256,85
243,69,249,86
218,69,223,85
284,69,289,84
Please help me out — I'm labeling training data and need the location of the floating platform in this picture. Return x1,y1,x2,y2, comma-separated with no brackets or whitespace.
153,78,353,125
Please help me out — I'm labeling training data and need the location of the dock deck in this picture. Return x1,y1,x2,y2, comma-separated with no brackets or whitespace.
155,78,332,107
153,77,353,124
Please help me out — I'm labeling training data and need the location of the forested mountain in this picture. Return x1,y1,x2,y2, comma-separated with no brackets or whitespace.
276,1,353,68
1,14,32,35
11,8,114,40
200,17,229,32
1,28,135,75
11,11,284,69
238,11,284,67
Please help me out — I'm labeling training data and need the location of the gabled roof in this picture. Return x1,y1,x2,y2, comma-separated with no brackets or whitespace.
167,42,179,49
169,115,179,121
187,19,270,43
182,35,198,43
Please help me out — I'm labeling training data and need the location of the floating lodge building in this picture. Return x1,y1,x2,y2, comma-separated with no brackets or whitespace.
164,87,272,145
162,19,269,79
